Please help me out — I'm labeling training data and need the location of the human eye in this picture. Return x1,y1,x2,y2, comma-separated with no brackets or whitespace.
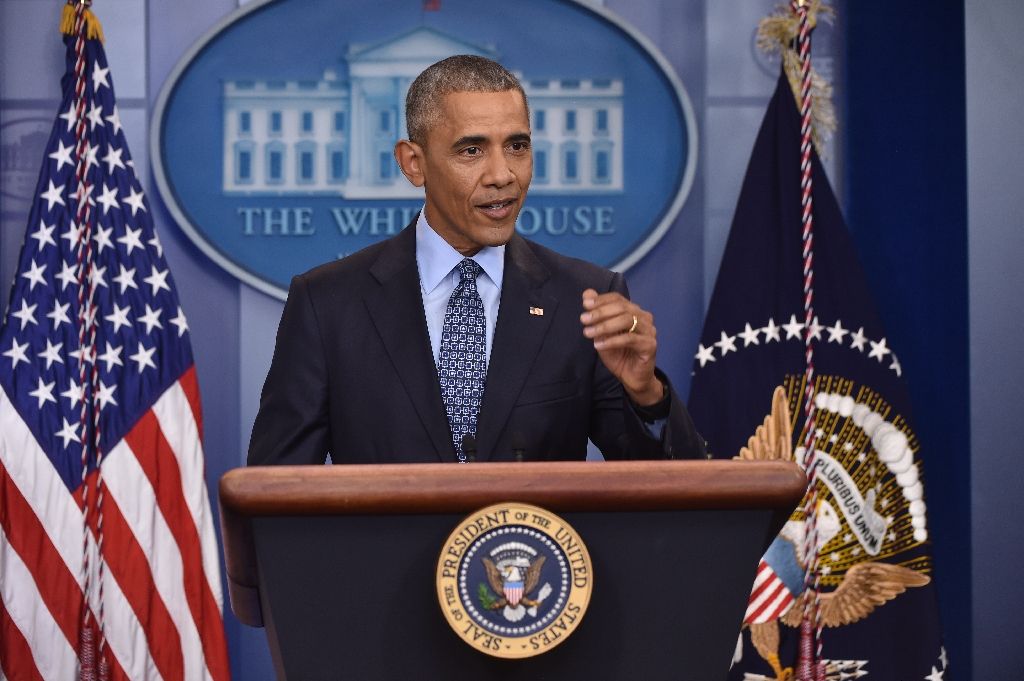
508,140,531,153
461,146,482,157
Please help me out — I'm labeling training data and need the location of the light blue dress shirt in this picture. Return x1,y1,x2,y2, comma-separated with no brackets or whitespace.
415,210,504,365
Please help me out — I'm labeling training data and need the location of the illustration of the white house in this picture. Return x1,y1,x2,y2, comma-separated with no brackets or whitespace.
222,26,624,198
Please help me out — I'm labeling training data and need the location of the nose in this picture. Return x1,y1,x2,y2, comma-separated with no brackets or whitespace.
482,150,515,188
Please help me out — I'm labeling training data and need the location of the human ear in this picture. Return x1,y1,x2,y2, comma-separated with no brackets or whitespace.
394,139,426,187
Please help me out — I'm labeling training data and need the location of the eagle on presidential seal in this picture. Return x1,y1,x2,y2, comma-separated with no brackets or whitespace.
479,542,553,623
735,385,932,681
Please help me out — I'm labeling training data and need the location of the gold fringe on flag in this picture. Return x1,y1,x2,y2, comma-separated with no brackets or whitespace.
757,0,835,156
60,2,105,43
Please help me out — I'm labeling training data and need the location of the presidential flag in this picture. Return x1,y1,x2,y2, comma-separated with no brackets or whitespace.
688,73,947,680
0,6,229,680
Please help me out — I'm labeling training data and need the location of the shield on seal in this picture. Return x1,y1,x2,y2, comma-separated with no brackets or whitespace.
503,581,524,607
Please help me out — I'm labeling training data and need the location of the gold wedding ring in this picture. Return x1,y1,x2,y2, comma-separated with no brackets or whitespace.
628,314,638,334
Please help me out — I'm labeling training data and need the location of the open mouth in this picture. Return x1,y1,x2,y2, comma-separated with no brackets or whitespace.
477,198,517,219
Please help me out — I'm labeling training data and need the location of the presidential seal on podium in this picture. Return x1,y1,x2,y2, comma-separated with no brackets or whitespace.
436,503,593,659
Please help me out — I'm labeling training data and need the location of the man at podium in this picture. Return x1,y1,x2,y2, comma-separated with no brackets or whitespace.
248,55,705,466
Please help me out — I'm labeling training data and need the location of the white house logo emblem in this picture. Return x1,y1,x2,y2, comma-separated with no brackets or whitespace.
436,503,592,659
153,0,697,298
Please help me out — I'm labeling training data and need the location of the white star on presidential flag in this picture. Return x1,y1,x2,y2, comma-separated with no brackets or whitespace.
738,323,760,346
782,314,804,340
714,330,737,357
807,316,823,341
826,319,848,343
925,665,945,681
40,180,66,211
762,317,781,342
12,300,38,330
88,263,108,289
28,377,57,409
129,341,158,373
82,140,99,171
850,327,868,352
868,337,891,362
695,343,716,368
31,220,57,251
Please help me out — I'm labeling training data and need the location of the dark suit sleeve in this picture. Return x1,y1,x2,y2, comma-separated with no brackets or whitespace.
248,274,331,465
588,272,707,460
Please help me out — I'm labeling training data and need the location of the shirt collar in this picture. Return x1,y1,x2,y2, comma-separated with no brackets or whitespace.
415,209,505,294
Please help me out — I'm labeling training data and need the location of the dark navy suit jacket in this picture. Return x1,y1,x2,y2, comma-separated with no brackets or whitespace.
248,224,705,464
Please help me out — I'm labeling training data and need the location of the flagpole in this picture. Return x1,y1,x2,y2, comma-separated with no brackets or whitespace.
789,1,826,680
64,1,110,678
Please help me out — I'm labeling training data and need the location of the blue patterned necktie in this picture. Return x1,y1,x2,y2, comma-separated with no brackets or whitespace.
438,258,487,462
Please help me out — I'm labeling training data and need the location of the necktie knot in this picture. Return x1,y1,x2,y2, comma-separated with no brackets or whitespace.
457,258,481,282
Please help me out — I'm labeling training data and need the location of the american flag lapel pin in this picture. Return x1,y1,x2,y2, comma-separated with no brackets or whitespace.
529,306,544,316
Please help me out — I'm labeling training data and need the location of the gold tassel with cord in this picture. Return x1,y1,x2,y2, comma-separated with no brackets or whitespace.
60,2,105,43
756,0,835,156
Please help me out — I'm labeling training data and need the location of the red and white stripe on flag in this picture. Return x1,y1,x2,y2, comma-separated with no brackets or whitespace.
743,558,796,625
1,370,230,680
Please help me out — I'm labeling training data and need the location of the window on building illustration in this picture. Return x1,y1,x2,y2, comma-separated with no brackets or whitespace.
534,149,548,183
563,145,579,183
239,111,251,134
270,111,282,134
380,111,391,133
565,110,577,133
334,111,345,133
561,79,580,89
379,151,393,180
535,110,546,132
302,111,314,133
234,141,254,184
266,143,284,183
594,150,610,183
329,148,346,182
595,109,608,134
296,143,315,184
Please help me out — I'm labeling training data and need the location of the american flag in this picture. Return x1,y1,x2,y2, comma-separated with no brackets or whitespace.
0,7,230,680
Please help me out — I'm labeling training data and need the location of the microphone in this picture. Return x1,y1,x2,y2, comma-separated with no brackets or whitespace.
461,434,478,463
511,431,525,463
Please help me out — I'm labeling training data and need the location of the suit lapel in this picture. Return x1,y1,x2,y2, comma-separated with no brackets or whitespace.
364,226,455,461
475,235,557,460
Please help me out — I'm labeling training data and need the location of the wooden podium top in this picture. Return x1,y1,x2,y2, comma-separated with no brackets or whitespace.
220,459,805,515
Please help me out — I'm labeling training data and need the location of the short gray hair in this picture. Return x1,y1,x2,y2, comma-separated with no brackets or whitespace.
405,55,528,144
